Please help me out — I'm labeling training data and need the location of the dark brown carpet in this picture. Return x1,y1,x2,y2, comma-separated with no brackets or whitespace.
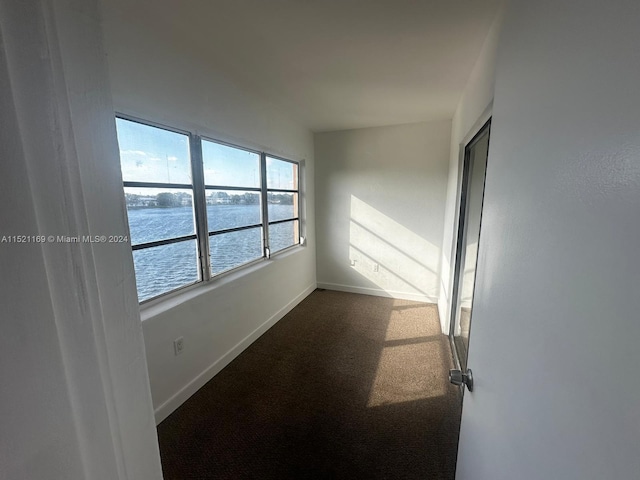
157,289,462,479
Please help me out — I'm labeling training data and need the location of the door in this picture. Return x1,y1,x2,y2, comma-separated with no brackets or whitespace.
449,121,490,379
455,3,640,479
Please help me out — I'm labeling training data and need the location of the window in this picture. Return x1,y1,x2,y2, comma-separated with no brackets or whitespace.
115,117,303,303
202,140,263,275
266,156,300,253
116,118,199,302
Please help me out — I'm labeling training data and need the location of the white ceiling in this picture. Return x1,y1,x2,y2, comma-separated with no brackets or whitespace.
105,0,503,132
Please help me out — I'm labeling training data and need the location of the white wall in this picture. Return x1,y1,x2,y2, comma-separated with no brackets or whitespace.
1,0,162,478
456,1,640,478
438,8,505,333
314,121,451,303
101,2,317,422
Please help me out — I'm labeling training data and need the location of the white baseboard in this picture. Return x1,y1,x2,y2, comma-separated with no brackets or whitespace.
317,282,437,304
154,283,317,424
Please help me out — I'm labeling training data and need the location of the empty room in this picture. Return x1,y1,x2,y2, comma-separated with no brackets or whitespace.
3,1,640,479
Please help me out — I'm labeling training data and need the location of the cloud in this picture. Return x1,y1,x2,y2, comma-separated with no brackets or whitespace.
120,149,162,163
121,149,149,157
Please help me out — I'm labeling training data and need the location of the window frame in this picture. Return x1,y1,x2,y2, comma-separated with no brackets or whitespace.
265,154,302,255
115,114,304,304
200,136,265,276
117,116,202,302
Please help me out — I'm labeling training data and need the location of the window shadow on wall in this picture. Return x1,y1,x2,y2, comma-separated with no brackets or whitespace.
349,195,441,301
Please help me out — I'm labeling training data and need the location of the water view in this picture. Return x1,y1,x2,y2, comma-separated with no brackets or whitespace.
115,117,300,302
128,203,298,301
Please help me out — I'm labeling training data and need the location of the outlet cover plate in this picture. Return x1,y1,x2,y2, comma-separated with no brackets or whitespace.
174,337,184,355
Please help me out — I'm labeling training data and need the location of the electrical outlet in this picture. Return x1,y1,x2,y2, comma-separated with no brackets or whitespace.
373,263,379,272
174,337,184,355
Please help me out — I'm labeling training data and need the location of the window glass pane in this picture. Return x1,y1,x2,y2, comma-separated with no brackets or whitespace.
267,192,297,222
266,156,298,190
116,118,192,185
133,240,199,301
202,140,260,188
210,227,263,275
269,220,299,253
206,190,261,232
124,187,194,245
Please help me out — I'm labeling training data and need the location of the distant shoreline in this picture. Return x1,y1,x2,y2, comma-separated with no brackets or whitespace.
126,203,292,209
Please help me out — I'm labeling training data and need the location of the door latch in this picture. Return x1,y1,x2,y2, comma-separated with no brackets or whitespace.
449,368,474,392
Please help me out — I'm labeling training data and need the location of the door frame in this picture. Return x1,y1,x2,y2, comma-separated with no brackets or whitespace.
448,118,492,373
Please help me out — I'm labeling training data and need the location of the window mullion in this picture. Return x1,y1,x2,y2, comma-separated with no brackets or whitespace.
260,152,270,257
190,135,211,281
297,160,303,244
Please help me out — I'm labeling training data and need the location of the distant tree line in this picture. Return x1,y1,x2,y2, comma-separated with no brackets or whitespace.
125,192,192,208
207,191,294,205
267,193,294,205
125,191,294,208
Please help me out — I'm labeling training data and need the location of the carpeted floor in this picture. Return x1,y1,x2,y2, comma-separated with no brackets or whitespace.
157,289,462,479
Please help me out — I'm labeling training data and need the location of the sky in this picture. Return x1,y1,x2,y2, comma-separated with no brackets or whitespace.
116,118,297,193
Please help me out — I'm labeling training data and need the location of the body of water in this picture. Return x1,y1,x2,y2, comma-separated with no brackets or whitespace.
127,204,297,301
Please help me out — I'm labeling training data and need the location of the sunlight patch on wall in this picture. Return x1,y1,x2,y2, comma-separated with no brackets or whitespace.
349,195,440,300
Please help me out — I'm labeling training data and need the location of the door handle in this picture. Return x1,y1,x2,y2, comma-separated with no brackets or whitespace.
449,368,474,392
